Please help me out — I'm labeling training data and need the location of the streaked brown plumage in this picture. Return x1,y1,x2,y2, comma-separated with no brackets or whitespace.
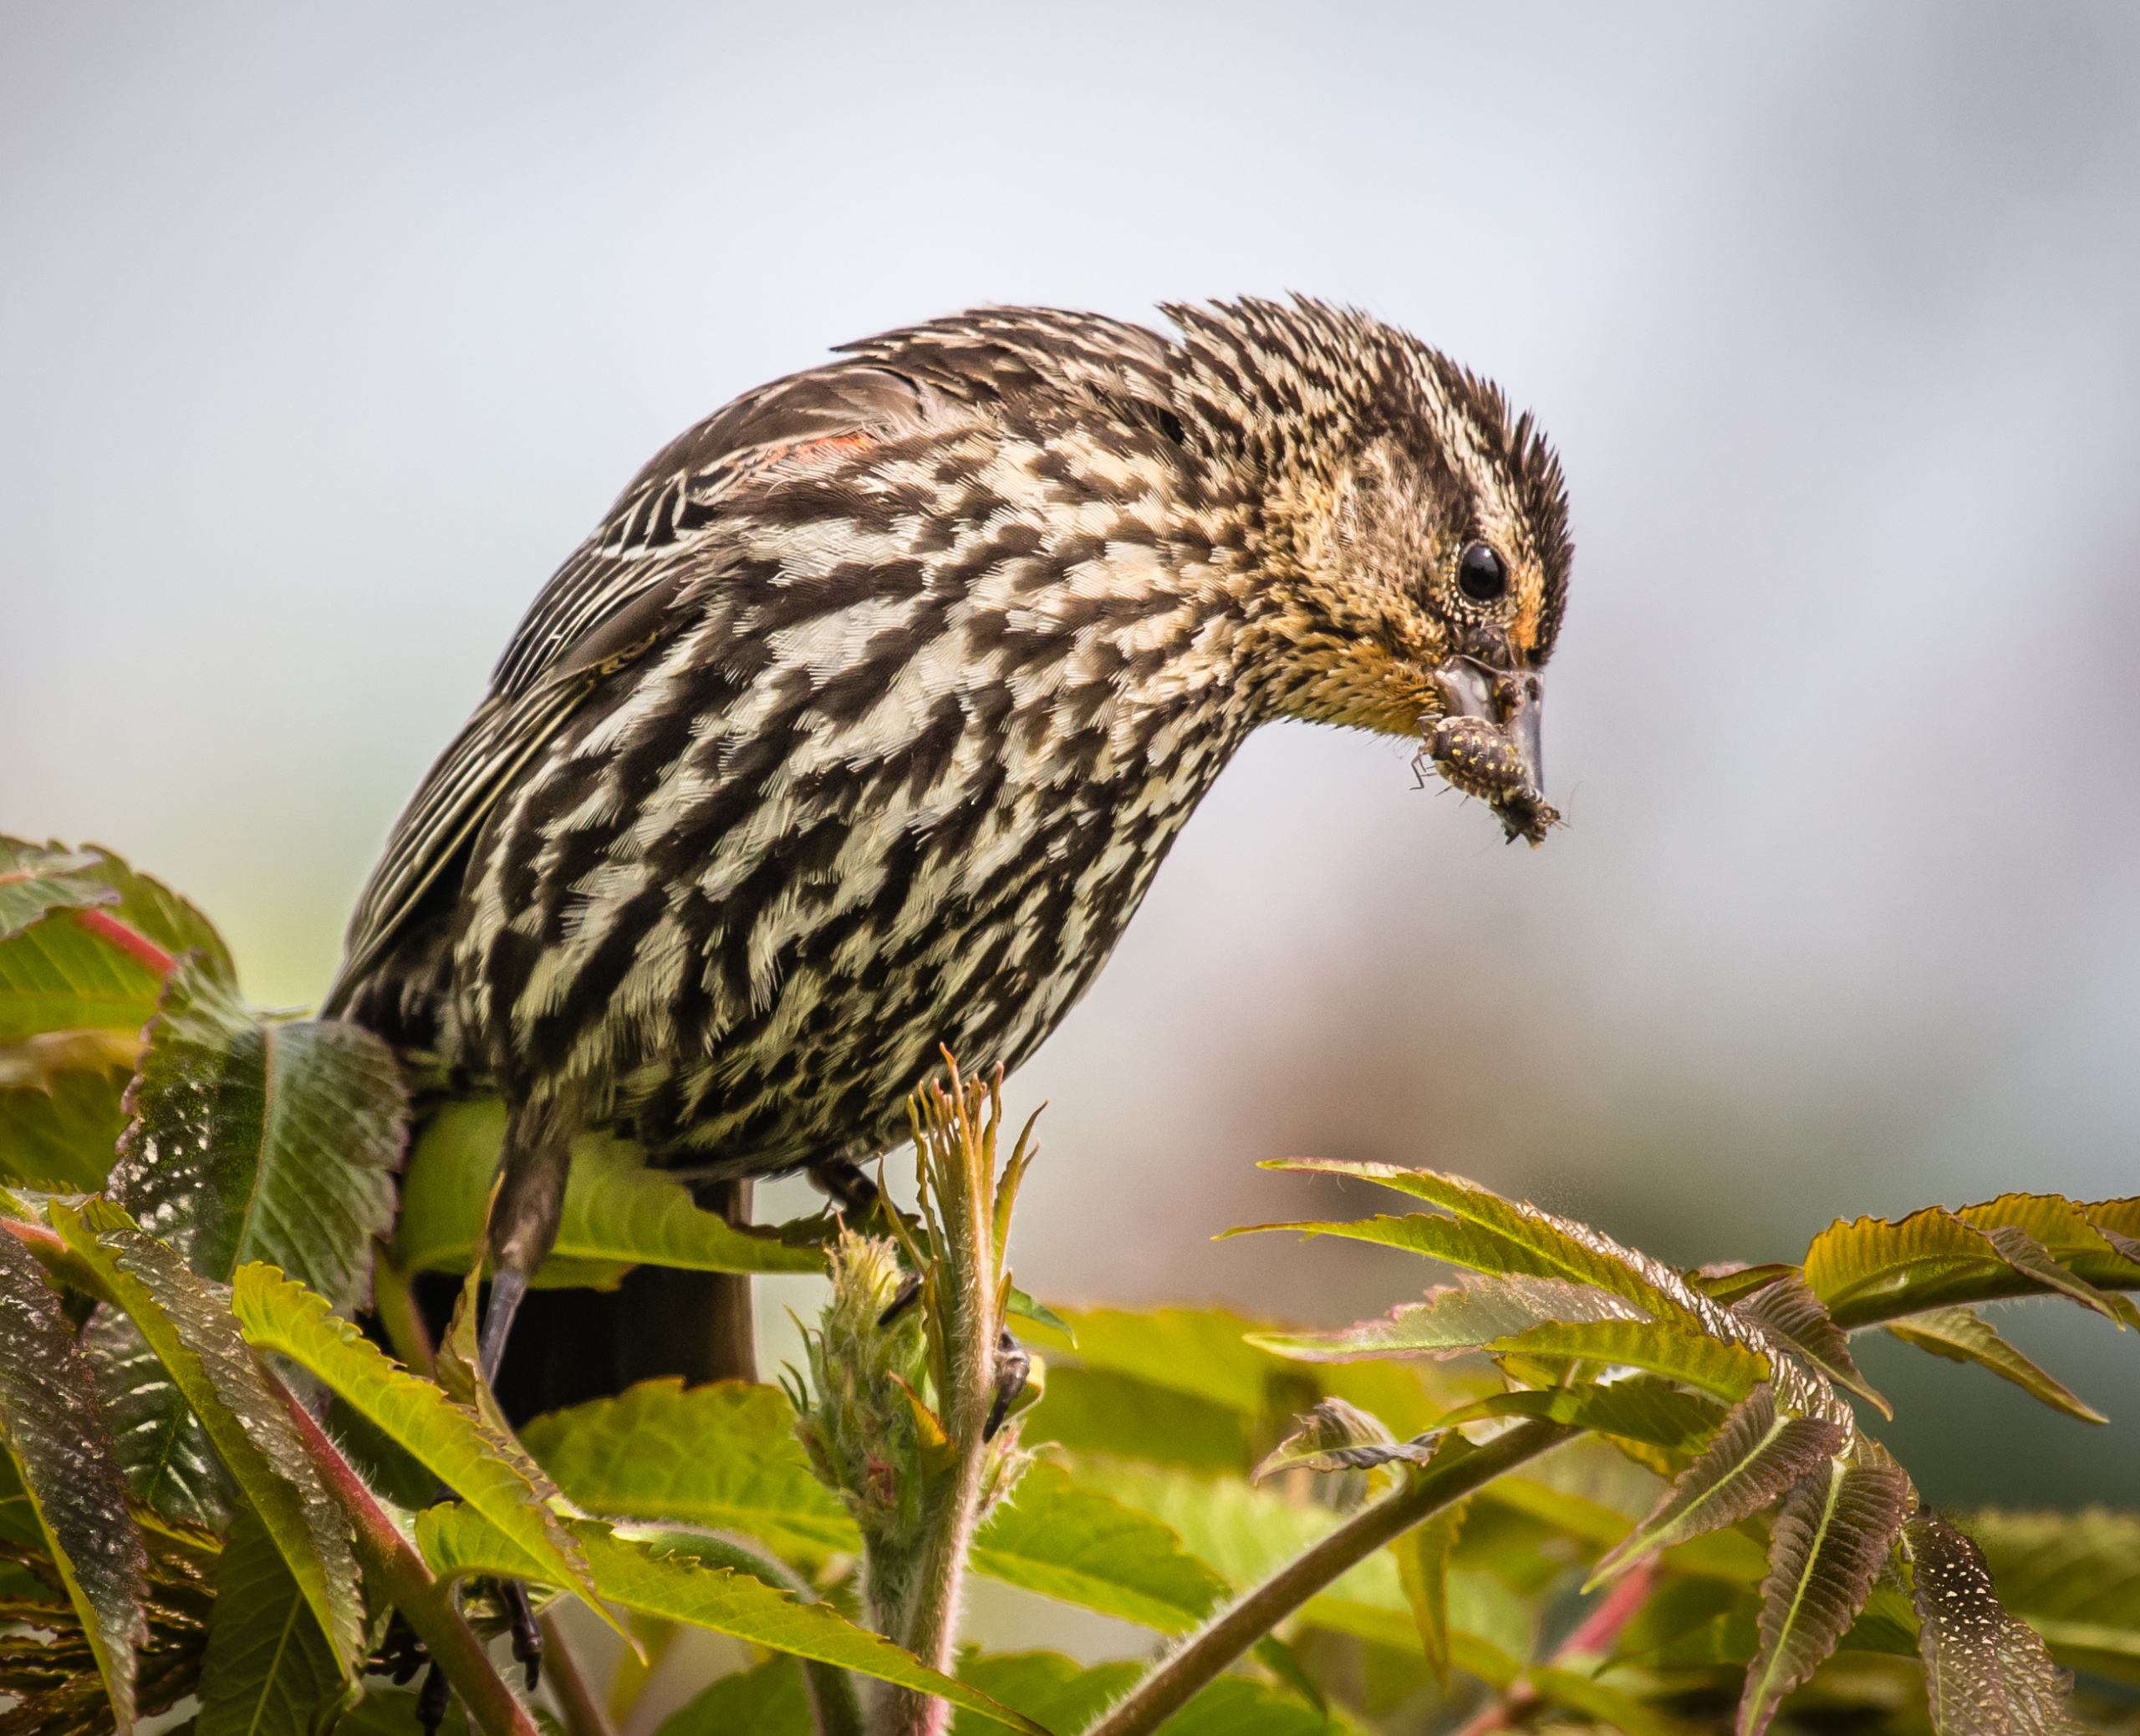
326,297,1572,1387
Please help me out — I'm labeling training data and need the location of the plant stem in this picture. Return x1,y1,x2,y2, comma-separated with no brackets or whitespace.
273,1382,539,1736
879,1068,1001,1736
1083,1420,1576,1736
537,1612,614,1736
371,1250,436,1380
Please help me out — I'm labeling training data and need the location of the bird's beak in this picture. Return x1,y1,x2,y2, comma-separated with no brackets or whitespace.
1421,656,1559,846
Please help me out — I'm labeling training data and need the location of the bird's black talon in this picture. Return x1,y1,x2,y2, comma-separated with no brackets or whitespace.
986,1326,1030,1441
878,1270,924,1327
809,1157,881,1217
416,1661,451,1735
378,1609,428,1685
503,1579,543,1691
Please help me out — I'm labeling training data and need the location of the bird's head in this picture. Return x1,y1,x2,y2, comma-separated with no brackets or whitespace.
1164,298,1572,844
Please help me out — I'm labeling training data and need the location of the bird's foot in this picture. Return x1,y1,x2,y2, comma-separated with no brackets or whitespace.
986,1326,1031,1441
416,1662,451,1736
502,1579,543,1691
808,1156,881,1217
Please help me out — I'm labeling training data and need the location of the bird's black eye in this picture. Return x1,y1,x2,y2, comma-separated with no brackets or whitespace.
1456,542,1508,603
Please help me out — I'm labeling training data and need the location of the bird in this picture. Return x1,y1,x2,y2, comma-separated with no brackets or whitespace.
324,295,1572,1408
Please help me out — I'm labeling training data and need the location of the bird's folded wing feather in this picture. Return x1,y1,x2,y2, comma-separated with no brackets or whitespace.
324,309,1181,1014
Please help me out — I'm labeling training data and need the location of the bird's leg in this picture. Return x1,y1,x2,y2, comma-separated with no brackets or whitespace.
808,1155,881,1218
482,1092,576,1384
462,1092,577,1697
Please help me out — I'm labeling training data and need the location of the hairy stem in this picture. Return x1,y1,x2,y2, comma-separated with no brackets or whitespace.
536,1613,614,1736
274,1382,538,1736
879,1071,1000,1735
1083,1420,1576,1736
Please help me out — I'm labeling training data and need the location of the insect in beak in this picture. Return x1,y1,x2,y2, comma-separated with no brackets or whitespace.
1419,655,1559,845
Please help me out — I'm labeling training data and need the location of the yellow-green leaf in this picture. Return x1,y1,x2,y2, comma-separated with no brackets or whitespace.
396,1101,824,1285
418,1506,1052,1734
1885,1306,2108,1424
227,1263,614,1637
968,1461,1230,1632
520,1379,859,1562
1490,1318,1769,1403
50,1200,363,1677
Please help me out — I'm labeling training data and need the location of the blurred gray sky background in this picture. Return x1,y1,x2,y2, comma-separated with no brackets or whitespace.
5,3,2138,1509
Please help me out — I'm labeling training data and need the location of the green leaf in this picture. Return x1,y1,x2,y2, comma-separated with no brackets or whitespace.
655,1654,813,1736
395,1099,823,1285
1738,1448,1913,1736
1590,1385,1849,1587
2080,1197,2140,1274
1977,1223,2120,1321
105,958,405,1313
949,1652,1142,1736
227,1262,613,1632
520,1378,859,1563
1393,1496,1469,1686
1438,1382,1727,1454
1248,1160,1722,1333
1249,1634,1326,1715
1248,1275,1641,1362
49,842,235,980
0,897,163,1046
1804,1208,2016,1327
1731,1273,1891,1417
1044,1305,1292,1414
81,1306,233,1529
419,1505,1054,1733
1490,1318,1770,1403
1610,1576,1760,1668
195,1505,345,1736
0,840,228,1046
1251,1397,1439,1479
1884,1306,2108,1423
1142,1676,1336,1736
0,1224,147,1732
332,1689,471,1736
1906,1512,2083,1735
1005,1289,1074,1344
0,1067,131,1191
967,1460,1230,1632
1021,1365,1252,1474
49,1200,365,1677
1691,1264,1800,1306
0,841,120,940
1528,1664,1693,1736
1064,1457,1410,1641
1957,1507,2140,1686
1962,1193,2140,1291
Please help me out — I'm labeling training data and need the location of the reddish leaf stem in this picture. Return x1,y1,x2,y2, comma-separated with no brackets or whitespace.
273,1381,539,1736
1557,1555,1661,1658
1448,1555,1662,1736
69,909,177,977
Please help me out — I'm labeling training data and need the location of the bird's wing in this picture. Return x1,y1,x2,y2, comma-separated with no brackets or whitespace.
325,309,1185,1016
323,362,955,1015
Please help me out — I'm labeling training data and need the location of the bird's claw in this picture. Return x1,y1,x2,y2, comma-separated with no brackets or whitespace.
810,1156,882,1217
417,1662,451,1736
503,1579,543,1691
878,1270,924,1326
985,1326,1030,1441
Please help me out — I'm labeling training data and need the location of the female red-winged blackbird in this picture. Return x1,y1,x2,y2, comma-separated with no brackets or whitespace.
325,297,1570,1389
